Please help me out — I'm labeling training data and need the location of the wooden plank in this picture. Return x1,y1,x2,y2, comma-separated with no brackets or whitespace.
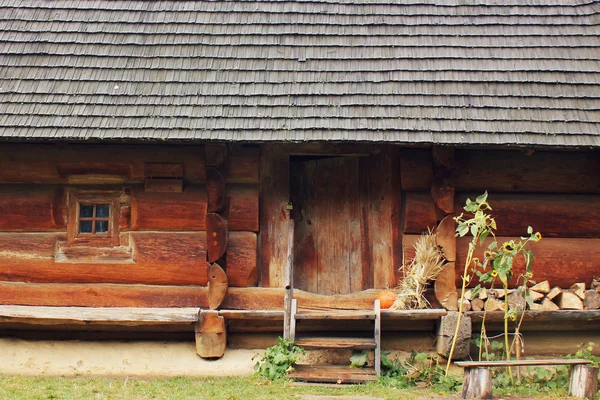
259,144,290,288
290,365,377,384
0,231,257,287
295,310,376,320
435,216,458,311
456,359,590,368
218,310,284,320
0,185,66,231
403,192,439,234
130,185,256,231
454,149,600,193
283,218,295,340
468,310,600,324
0,306,199,325
456,237,600,289
294,337,376,350
227,231,258,287
207,263,228,310
206,213,228,263
206,167,226,213
0,282,209,308
399,148,433,191
0,143,206,184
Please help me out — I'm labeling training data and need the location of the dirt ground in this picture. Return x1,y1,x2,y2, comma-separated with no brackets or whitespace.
0,338,260,377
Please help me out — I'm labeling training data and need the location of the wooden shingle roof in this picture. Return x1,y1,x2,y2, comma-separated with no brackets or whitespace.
1,0,599,146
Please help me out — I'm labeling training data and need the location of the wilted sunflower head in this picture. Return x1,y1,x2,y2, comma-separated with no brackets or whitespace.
502,241,515,252
491,270,498,278
534,232,542,242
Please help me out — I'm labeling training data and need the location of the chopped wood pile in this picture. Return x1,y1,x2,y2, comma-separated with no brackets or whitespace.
463,280,600,312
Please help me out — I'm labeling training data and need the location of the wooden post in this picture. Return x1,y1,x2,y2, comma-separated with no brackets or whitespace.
290,298,298,341
374,299,381,376
283,218,295,340
569,365,599,399
195,310,226,359
461,367,493,400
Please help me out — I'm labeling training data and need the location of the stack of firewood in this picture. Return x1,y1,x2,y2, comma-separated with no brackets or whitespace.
460,279,600,312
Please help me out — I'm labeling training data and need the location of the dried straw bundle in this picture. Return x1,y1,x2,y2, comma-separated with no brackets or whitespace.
390,231,446,310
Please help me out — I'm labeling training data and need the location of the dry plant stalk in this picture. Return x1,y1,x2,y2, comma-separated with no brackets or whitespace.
390,231,446,310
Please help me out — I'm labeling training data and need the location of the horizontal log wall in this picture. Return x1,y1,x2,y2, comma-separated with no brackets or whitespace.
0,144,260,308
401,147,600,290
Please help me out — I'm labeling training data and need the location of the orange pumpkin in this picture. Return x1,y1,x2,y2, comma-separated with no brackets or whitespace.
376,289,396,309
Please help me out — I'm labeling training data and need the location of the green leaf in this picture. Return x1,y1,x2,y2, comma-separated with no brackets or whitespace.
479,230,489,244
457,224,469,237
475,192,488,204
350,350,368,368
527,226,533,234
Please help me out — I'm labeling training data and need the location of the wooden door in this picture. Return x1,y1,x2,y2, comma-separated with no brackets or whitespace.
290,156,364,295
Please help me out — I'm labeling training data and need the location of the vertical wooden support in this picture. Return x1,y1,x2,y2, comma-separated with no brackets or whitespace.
461,367,493,400
195,310,227,359
290,298,298,342
283,218,295,340
374,299,381,376
432,146,458,310
259,144,290,288
569,365,599,399
208,262,228,310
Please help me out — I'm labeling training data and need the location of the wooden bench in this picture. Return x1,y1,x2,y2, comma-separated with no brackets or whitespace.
455,359,598,400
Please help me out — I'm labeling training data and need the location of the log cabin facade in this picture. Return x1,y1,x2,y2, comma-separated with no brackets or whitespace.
0,0,599,356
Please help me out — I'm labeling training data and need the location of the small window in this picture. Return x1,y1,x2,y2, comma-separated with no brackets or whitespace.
68,190,120,247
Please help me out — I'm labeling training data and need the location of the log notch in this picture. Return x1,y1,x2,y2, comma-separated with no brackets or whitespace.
205,144,229,311
195,310,226,359
431,146,458,311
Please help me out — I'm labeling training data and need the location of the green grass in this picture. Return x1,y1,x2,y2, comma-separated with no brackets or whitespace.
0,375,572,400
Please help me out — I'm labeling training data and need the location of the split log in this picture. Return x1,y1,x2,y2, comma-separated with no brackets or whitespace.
454,149,600,193
592,279,600,291
478,288,488,300
0,185,66,231
531,280,551,294
259,144,290,288
530,303,545,311
471,298,485,311
569,365,599,400
557,292,584,310
507,292,526,311
547,287,562,301
571,283,586,300
529,290,544,302
485,298,504,311
208,263,228,310
195,310,226,359
130,185,258,231
456,237,600,289
206,167,226,213
461,298,472,312
541,298,560,311
206,213,228,263
0,231,257,287
584,290,600,310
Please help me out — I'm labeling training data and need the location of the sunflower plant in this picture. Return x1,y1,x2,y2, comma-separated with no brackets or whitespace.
445,192,542,383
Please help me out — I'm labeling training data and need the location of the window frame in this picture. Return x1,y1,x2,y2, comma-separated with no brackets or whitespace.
67,190,121,247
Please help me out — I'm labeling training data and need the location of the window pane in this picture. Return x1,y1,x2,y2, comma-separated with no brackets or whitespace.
95,221,109,233
79,220,93,233
80,204,94,218
96,204,110,218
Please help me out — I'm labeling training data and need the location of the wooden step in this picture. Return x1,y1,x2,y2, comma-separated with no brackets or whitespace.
290,364,377,384
294,309,376,320
295,336,376,350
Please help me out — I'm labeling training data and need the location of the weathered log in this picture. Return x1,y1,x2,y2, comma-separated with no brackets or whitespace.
529,290,545,302
0,231,257,287
434,216,458,311
592,279,600,291
484,298,504,312
461,298,472,312
206,167,226,213
399,148,433,191
507,292,526,311
557,292,584,310
0,281,209,308
454,149,600,193
547,287,562,301
208,263,228,310
403,192,440,234
584,290,600,310
206,213,228,263
530,280,551,294
431,145,455,214
195,310,226,359
130,185,257,231
569,365,599,399
530,303,545,311
461,367,493,400
456,237,600,289
259,144,290,288
227,146,260,184
478,288,488,300
571,283,586,300
0,185,66,231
